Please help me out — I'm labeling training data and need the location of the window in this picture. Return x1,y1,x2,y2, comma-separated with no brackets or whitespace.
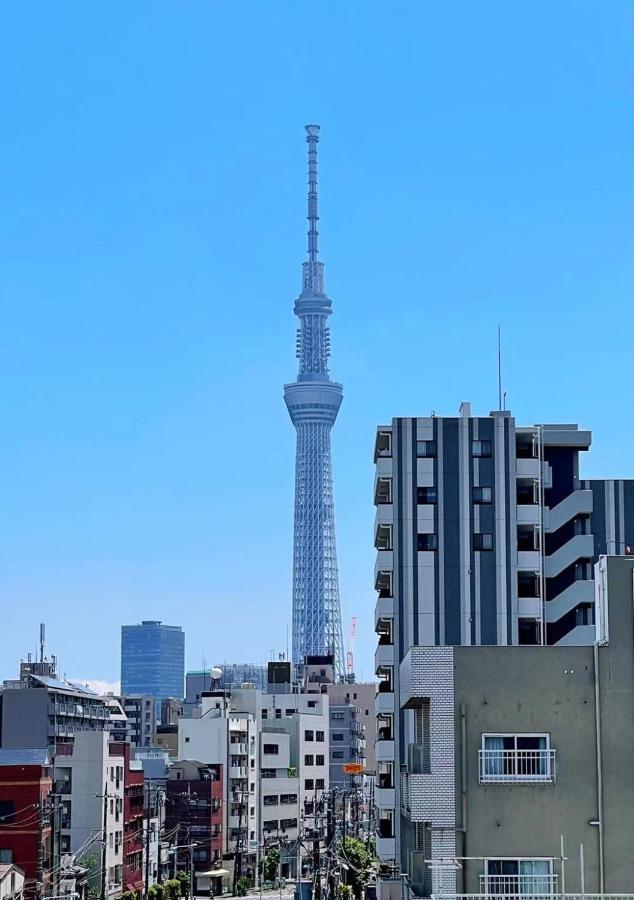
280,818,297,830
332,751,344,760
0,850,12,864
307,700,317,708
332,733,344,742
417,533,438,551
305,730,314,741
316,731,324,742
304,755,314,766
263,796,278,807
480,734,555,783
304,779,314,790
261,769,276,779
417,486,437,504
0,802,15,824
184,737,190,743
473,486,492,503
263,744,279,755
416,440,436,458
316,755,325,766
261,710,268,720
280,794,297,805
263,820,278,832
331,712,345,720
484,859,553,895
275,709,281,719
285,709,295,717
473,533,494,551
472,439,492,457
315,779,325,790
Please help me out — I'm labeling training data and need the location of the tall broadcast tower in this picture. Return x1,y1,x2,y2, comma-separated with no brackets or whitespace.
284,125,345,677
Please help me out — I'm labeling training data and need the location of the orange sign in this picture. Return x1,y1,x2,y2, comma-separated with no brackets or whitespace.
342,763,365,775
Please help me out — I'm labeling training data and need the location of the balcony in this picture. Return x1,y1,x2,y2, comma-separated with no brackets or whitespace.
375,786,395,809
375,643,394,670
374,477,393,506
229,766,248,779
375,834,396,861
480,873,557,895
374,596,393,629
479,749,556,784
375,740,395,762
230,742,248,755
375,691,394,715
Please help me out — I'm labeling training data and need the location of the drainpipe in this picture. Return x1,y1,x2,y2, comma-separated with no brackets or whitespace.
460,704,467,893
593,642,605,893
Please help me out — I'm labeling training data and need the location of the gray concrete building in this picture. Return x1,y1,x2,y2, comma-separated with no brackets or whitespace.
118,695,157,748
327,682,376,775
391,554,634,896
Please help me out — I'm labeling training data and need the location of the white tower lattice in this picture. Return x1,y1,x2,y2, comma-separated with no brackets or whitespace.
284,125,345,677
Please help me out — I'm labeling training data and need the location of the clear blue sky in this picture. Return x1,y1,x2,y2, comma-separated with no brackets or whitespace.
2,2,634,686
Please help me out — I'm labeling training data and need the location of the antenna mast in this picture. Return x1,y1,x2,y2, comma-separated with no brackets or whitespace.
40,622,45,664
497,325,503,410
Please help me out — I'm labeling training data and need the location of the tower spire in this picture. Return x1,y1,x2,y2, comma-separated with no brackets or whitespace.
302,124,324,296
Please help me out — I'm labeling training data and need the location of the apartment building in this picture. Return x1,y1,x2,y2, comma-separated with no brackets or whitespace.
327,682,376,776
373,405,634,886
0,750,54,895
393,554,634,897
1,668,114,754
118,695,158,748
165,761,223,877
110,744,144,895
327,702,364,788
178,693,259,878
54,732,125,898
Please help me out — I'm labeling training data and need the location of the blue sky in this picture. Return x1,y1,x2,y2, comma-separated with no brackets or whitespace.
2,2,634,685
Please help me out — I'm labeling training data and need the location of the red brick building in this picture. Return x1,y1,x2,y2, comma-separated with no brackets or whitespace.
110,744,144,895
0,750,54,896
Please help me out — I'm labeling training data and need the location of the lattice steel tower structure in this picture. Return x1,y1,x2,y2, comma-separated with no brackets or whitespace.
284,125,345,677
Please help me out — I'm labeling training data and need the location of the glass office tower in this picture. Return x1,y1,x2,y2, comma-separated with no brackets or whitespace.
120,620,185,701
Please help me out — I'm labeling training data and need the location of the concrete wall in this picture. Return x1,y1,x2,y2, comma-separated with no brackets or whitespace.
452,555,634,894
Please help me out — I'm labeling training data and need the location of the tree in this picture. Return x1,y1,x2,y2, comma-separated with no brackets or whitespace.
149,885,165,900
261,847,280,883
78,852,101,900
235,875,252,897
165,879,182,900
121,891,138,900
337,886,352,900
338,837,374,899
175,871,190,898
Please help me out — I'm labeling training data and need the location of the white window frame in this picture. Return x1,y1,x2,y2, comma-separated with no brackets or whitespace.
483,857,555,895
480,732,555,783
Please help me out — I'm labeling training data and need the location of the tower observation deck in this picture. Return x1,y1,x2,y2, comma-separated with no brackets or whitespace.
284,125,345,677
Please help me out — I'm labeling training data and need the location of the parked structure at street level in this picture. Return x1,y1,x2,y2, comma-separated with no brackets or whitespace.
120,621,185,703
284,125,345,677
0,749,54,897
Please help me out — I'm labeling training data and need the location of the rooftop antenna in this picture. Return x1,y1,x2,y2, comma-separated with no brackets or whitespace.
497,325,503,411
39,623,45,664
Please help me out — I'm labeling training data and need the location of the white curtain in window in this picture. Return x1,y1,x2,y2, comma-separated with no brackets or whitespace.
519,859,550,894
484,736,505,777
536,735,548,777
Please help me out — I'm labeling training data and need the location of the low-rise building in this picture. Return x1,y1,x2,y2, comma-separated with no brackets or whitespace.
0,750,54,896
387,555,634,897
165,761,223,878
54,732,125,898
0,865,25,900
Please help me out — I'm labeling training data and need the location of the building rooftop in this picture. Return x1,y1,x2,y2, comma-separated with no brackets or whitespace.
0,748,51,767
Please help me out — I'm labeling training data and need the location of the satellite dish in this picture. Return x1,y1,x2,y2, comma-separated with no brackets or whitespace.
210,667,223,680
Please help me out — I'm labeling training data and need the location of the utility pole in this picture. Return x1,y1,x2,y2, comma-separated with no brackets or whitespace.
189,842,195,900
312,799,321,900
326,793,335,900
144,784,152,900
100,784,109,900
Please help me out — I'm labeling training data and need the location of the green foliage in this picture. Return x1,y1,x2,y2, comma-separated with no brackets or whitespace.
149,884,165,900
337,886,352,900
287,767,297,778
338,837,374,899
78,852,101,900
234,875,252,897
175,871,190,898
165,879,182,900
261,847,280,882
121,891,139,900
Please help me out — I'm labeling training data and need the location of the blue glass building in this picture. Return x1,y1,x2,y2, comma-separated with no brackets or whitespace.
120,620,185,701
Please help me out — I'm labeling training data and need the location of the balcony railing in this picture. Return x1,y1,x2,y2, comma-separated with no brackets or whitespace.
479,749,556,783
480,873,557,895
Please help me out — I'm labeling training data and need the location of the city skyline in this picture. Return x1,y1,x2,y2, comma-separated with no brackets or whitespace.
3,4,634,683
